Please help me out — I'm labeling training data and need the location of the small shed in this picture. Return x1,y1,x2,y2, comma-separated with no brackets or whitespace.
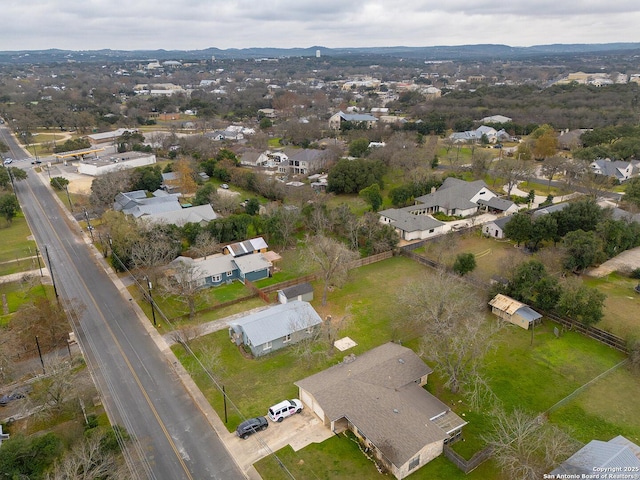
488,294,542,330
278,282,314,304
483,215,513,239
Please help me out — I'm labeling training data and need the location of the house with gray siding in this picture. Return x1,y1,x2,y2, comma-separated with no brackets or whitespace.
169,252,271,288
229,301,323,357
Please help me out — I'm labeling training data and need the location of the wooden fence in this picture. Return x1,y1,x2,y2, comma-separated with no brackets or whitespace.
543,311,628,353
399,248,630,354
443,445,493,474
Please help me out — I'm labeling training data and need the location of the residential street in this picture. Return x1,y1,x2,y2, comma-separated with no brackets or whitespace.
4,122,244,479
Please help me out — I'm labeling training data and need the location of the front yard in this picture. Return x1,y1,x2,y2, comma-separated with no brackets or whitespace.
169,254,639,480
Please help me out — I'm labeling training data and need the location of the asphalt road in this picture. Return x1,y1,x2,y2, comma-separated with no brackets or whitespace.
4,127,243,480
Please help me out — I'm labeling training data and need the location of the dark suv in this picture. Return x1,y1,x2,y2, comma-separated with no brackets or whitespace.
236,416,268,439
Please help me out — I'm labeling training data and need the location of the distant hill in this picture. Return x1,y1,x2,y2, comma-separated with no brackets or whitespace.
1,43,640,64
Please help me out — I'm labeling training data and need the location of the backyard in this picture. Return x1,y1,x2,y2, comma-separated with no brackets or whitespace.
169,254,639,479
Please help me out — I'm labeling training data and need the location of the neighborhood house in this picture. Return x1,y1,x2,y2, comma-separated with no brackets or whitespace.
379,178,515,241
295,342,467,479
228,301,323,357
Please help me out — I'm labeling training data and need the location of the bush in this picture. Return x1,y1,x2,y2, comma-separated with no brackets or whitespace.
50,176,69,190
631,268,640,279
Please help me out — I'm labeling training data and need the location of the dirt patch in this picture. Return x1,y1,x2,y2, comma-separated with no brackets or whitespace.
587,246,640,277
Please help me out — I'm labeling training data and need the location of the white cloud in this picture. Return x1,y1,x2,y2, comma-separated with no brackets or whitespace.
2,0,639,51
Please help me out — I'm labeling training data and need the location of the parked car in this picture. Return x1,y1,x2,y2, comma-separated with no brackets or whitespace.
3,158,13,165
236,416,268,439
220,183,229,189
267,399,303,422
0,388,29,407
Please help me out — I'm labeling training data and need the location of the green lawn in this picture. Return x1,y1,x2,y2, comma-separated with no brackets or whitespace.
169,255,636,479
0,214,38,272
582,273,640,339
0,282,50,325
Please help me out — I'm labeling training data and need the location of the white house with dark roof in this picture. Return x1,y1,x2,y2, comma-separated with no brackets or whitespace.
379,207,446,241
482,215,513,239
295,342,467,479
380,178,515,241
278,282,314,304
229,301,323,357
590,158,639,182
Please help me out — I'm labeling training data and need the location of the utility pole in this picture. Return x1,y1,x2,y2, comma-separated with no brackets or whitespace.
83,207,94,242
44,245,59,299
35,247,43,277
35,336,46,374
145,277,157,326
64,185,73,211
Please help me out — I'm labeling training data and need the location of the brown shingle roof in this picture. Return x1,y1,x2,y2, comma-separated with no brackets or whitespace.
295,343,465,467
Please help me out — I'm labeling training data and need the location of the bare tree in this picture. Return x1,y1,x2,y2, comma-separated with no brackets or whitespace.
89,170,133,211
47,430,127,480
495,157,534,198
303,234,359,305
401,270,499,393
209,192,240,217
483,408,579,480
191,231,221,259
541,156,567,192
130,222,181,276
11,296,72,351
31,357,77,418
161,260,205,318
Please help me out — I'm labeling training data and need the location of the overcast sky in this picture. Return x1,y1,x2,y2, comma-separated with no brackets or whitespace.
3,0,640,51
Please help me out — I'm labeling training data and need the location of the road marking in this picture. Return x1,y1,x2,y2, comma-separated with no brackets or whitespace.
20,176,194,480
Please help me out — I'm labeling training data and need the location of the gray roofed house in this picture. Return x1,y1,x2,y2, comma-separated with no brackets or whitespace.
278,282,314,304
295,342,466,480
169,251,271,288
379,208,445,241
114,190,219,226
329,111,378,130
142,204,217,227
550,436,640,475
233,254,273,283
532,201,571,218
114,191,182,217
483,215,513,239
590,158,639,182
229,301,323,357
379,178,514,241
480,114,512,124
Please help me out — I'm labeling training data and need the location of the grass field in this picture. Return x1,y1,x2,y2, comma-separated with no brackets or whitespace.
0,213,38,275
169,254,636,479
582,273,640,339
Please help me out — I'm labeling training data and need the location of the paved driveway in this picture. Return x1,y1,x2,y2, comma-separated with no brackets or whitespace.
222,408,333,474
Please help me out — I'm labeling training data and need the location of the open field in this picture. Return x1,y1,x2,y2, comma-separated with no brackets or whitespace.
170,255,636,479
582,272,640,339
0,214,38,276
